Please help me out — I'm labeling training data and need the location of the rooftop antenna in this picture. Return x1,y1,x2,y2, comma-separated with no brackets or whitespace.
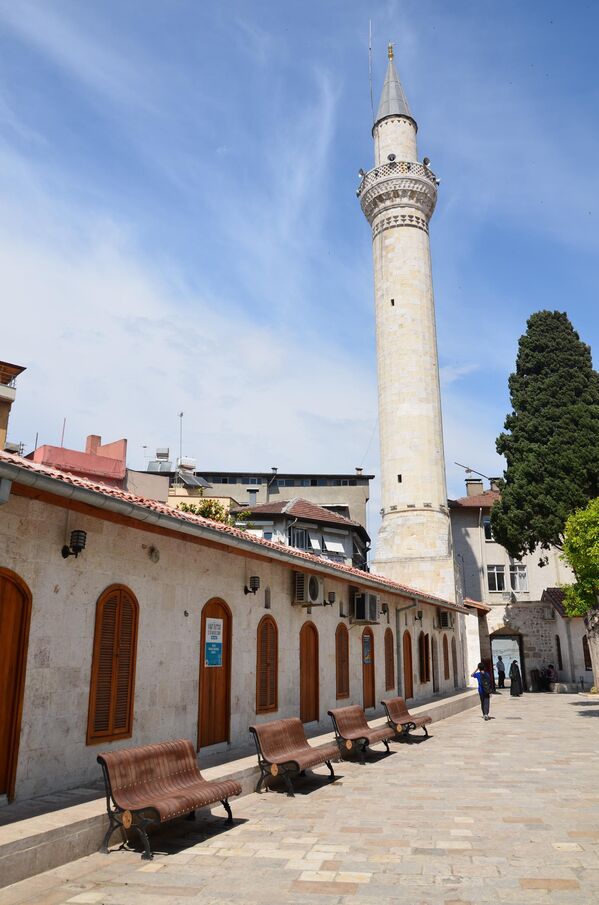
60,417,66,447
178,412,184,465
454,462,491,480
368,20,374,122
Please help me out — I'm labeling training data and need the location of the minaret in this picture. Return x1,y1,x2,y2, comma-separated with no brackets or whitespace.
359,45,455,601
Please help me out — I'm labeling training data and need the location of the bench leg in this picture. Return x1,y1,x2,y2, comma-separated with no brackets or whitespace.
282,771,295,797
359,742,366,765
422,725,429,737
325,760,336,781
383,739,390,752
255,765,268,794
100,814,121,854
135,823,153,861
221,799,234,824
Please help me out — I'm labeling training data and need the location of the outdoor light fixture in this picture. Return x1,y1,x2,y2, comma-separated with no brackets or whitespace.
244,576,261,595
61,529,87,559
415,609,423,622
325,591,336,606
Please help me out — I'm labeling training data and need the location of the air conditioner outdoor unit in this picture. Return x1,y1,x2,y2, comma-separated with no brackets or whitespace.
293,572,323,606
352,592,379,623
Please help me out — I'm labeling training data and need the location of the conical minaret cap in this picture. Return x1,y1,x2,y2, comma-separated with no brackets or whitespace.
374,44,416,129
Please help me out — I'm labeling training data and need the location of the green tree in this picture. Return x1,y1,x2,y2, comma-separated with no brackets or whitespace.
562,497,599,616
491,311,599,558
178,499,251,529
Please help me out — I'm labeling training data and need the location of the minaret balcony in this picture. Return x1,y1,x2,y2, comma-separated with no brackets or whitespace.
358,160,439,225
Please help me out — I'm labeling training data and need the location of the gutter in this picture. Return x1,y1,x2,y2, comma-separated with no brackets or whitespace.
0,459,468,614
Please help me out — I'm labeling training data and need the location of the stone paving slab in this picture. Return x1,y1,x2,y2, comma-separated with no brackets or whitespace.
3,693,599,904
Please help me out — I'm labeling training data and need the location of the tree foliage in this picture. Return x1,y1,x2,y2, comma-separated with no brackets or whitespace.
491,311,599,558
178,499,251,529
562,497,599,616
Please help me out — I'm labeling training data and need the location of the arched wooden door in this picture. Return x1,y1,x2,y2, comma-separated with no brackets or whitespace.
403,631,413,699
431,636,439,693
362,627,375,709
299,622,319,723
0,569,32,801
198,599,232,749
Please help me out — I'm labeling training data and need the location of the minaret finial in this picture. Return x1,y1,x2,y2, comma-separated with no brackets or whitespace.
388,42,394,61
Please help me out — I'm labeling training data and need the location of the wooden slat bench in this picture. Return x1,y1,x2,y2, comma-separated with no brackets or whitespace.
249,718,340,796
382,697,432,738
97,739,242,860
327,705,395,763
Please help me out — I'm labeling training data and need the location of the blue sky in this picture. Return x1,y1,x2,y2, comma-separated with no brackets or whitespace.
1,0,598,536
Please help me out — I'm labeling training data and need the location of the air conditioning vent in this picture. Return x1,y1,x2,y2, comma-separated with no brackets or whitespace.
439,611,451,629
543,606,555,621
293,572,323,606
351,591,379,623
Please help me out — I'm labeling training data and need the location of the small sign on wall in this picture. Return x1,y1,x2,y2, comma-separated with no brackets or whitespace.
205,617,223,667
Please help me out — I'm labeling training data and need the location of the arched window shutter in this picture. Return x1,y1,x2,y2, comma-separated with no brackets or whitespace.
384,628,395,691
418,631,426,683
87,586,138,744
443,634,450,680
424,633,431,683
335,623,350,698
256,616,278,713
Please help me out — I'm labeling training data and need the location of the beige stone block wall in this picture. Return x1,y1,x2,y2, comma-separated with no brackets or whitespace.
374,117,417,164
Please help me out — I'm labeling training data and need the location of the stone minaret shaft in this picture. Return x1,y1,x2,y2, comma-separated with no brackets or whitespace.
359,46,455,600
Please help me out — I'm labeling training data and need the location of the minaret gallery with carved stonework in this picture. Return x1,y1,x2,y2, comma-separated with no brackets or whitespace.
359,45,456,601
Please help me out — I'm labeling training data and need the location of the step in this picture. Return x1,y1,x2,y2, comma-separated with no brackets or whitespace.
0,689,478,888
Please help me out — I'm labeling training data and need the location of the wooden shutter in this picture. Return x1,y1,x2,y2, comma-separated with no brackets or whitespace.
384,628,395,691
335,623,349,698
256,616,278,713
425,633,431,683
443,634,450,680
418,631,425,683
87,586,138,744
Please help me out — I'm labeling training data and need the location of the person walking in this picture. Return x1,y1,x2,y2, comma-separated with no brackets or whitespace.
472,662,492,720
509,659,523,696
496,655,506,689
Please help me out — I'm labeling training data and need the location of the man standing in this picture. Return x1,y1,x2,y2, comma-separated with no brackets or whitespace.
496,655,506,688
472,662,492,720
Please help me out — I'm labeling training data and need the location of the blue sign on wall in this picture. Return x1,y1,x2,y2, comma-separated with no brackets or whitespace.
205,617,223,668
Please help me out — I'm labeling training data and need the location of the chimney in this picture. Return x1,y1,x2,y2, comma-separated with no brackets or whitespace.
490,477,502,492
465,478,484,497
355,467,364,475
85,434,102,455
0,361,26,451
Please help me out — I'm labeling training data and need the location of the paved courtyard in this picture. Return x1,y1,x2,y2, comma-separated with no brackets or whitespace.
3,693,599,905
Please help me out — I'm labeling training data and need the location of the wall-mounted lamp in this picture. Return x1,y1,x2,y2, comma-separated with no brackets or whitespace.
62,529,87,559
244,576,261,595
414,609,423,622
325,591,336,607
381,602,389,615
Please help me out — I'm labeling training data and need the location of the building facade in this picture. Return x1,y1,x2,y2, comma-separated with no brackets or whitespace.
0,450,468,803
359,46,455,602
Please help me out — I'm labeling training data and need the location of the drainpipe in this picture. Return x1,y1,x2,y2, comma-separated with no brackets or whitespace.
0,477,11,505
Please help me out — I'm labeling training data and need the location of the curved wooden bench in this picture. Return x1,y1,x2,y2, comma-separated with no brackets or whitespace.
249,718,340,796
97,739,241,860
382,697,432,738
327,705,395,763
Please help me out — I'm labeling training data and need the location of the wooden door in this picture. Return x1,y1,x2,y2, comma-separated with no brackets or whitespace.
0,569,31,800
198,599,231,749
362,627,375,709
299,622,319,723
403,630,413,699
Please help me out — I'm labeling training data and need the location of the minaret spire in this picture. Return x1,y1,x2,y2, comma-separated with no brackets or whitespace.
374,42,415,129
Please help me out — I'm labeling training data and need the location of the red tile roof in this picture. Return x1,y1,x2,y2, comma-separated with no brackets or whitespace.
541,587,573,618
232,497,364,530
449,490,500,509
0,449,467,613
463,597,492,614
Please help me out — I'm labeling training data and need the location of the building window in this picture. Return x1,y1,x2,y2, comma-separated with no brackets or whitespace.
288,527,309,550
555,634,563,671
256,616,278,713
87,585,139,745
443,634,450,680
509,564,528,592
487,565,506,592
583,636,593,672
483,516,493,540
384,628,395,691
335,623,350,698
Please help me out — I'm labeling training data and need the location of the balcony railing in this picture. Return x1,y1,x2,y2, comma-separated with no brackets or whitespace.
357,160,437,198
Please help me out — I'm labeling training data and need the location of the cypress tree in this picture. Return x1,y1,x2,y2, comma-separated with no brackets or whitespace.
490,311,599,558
